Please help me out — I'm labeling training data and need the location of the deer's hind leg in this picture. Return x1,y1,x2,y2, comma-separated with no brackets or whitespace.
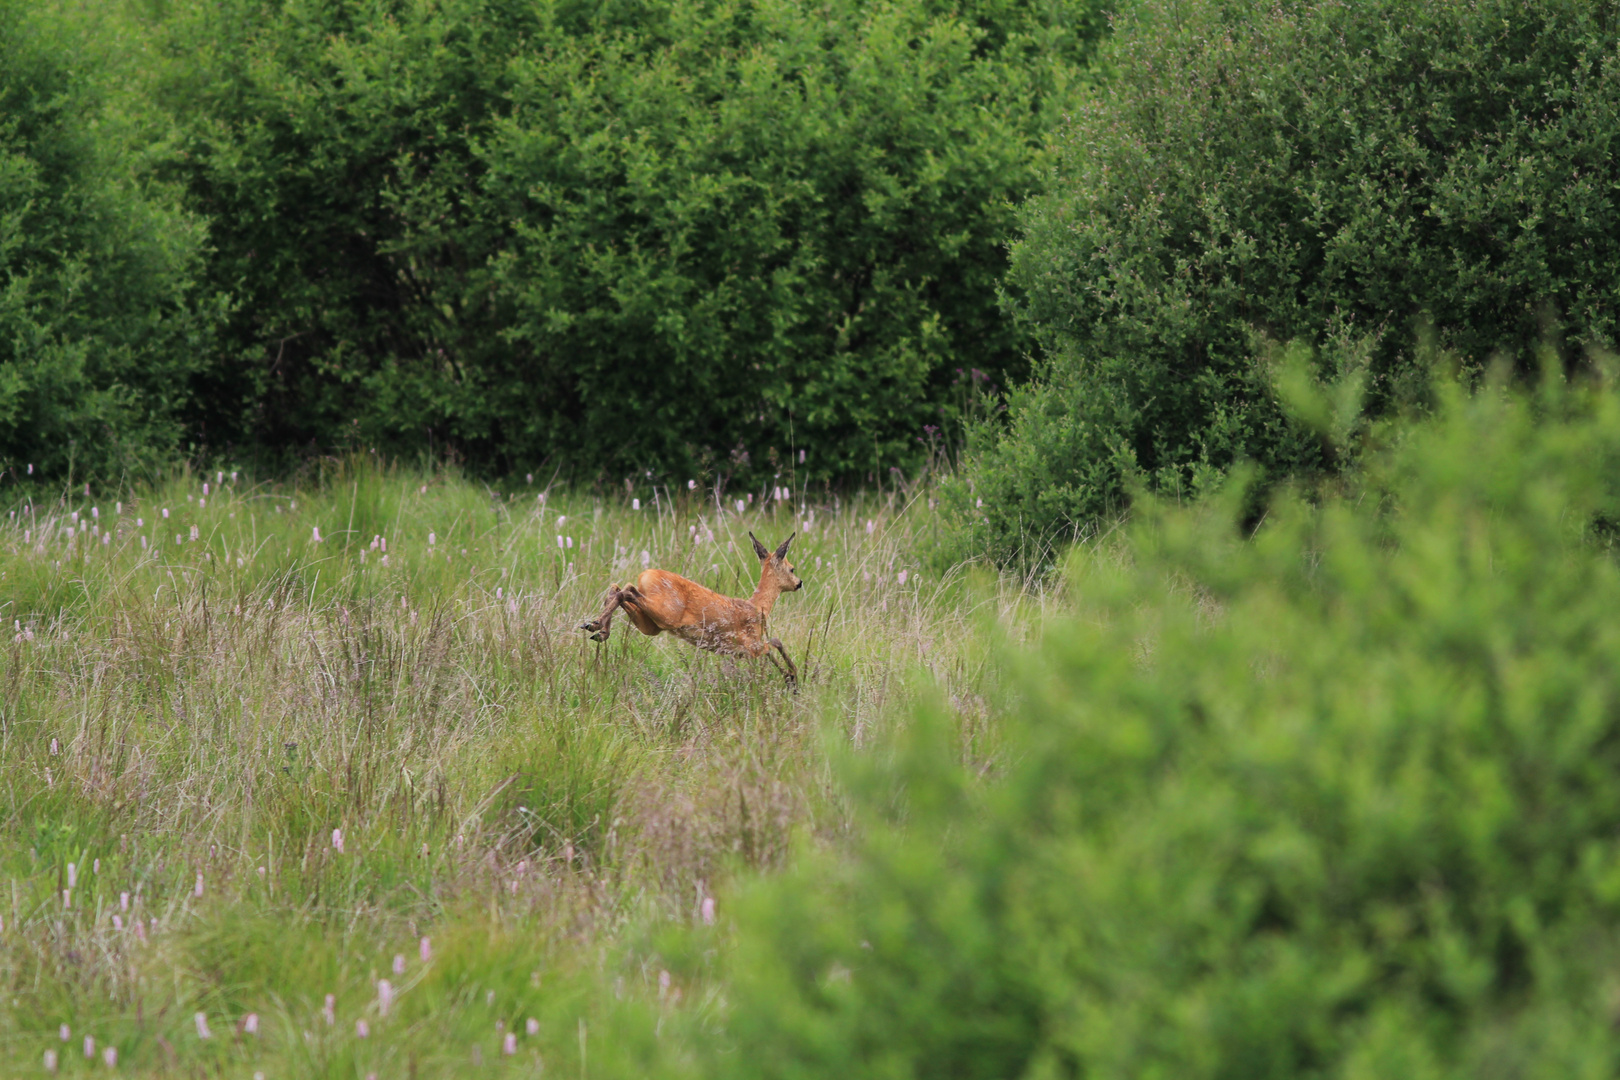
579,585,626,642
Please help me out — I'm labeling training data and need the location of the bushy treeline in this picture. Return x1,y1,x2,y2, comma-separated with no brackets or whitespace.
27,0,1091,487
20,0,1620,552
0,0,1101,487
956,0,1620,564
702,371,1620,1077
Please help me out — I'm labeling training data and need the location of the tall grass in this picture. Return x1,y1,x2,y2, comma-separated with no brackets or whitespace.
0,457,1046,1076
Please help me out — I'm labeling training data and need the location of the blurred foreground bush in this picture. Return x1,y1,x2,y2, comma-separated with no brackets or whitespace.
150,0,1103,484
956,0,1620,563
718,372,1620,1077
0,2,218,483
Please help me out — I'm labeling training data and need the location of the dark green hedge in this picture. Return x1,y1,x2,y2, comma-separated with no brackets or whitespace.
0,3,218,484
955,0,1620,564
716,371,1620,1078
151,0,1104,486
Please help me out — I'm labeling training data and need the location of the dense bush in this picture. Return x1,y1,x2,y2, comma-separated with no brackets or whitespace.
0,3,218,483
717,372,1620,1077
956,0,1620,563
151,0,1104,485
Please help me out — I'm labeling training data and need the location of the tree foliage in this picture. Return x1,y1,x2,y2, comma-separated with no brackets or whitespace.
0,2,218,484
956,0,1620,564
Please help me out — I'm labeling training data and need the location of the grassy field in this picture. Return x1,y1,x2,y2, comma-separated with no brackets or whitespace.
0,457,1047,1077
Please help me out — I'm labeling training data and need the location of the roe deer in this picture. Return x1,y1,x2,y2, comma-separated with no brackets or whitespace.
578,531,803,684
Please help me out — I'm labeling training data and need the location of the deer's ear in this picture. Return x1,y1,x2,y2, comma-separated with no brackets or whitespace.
775,532,796,559
749,531,771,560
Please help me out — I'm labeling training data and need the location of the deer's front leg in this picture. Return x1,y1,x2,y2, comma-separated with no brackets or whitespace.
579,585,624,642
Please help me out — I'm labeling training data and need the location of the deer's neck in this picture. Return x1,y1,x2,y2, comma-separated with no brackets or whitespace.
750,572,782,617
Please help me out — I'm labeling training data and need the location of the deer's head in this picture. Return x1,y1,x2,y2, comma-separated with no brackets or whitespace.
750,531,802,592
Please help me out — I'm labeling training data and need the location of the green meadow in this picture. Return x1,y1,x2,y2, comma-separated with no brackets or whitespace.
0,461,1042,1076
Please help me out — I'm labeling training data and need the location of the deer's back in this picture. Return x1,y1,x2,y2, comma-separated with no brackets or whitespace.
634,569,763,653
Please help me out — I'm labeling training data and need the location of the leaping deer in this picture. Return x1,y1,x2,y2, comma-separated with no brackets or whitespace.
578,531,803,685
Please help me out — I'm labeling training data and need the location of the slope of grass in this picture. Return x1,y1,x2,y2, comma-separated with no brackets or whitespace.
0,458,1042,1076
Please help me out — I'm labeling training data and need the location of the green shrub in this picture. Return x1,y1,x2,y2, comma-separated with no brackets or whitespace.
958,0,1620,563
0,2,218,484
151,0,1104,484
718,372,1620,1077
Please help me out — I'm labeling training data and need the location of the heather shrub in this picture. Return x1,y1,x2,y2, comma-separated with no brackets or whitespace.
718,370,1620,1077
956,0,1620,563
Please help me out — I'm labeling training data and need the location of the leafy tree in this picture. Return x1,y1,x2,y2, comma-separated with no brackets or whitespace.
0,2,218,485
956,0,1620,564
